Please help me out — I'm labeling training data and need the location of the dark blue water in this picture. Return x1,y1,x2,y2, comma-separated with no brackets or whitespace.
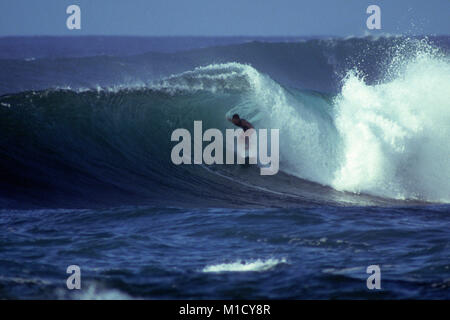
0,36,449,299
1,205,449,299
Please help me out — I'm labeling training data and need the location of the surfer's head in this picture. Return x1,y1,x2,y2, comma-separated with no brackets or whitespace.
232,114,240,125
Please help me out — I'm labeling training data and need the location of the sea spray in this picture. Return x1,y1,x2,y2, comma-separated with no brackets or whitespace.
332,40,450,201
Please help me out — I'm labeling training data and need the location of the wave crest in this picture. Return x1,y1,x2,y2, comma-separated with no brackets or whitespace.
202,258,287,273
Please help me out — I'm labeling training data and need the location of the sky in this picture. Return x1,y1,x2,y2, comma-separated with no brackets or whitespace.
0,0,449,36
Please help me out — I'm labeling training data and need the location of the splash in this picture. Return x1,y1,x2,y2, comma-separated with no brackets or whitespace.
332,40,450,201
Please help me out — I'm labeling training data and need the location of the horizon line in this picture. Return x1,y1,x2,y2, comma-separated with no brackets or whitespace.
0,33,448,38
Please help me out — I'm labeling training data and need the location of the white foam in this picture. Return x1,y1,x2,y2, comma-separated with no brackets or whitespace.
332,42,450,202
202,258,287,273
151,62,260,94
74,284,133,300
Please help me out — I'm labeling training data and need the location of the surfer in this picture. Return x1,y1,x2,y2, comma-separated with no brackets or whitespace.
227,114,255,153
227,114,254,131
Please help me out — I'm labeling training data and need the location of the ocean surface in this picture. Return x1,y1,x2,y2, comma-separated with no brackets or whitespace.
0,36,449,299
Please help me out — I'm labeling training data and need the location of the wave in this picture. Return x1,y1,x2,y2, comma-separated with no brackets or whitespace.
202,258,287,273
0,37,448,207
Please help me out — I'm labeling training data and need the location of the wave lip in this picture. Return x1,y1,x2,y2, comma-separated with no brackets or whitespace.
202,258,287,273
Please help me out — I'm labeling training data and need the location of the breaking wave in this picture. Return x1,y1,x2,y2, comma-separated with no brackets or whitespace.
0,37,449,207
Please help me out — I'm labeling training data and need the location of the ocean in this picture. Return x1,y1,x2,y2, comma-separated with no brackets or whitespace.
0,36,449,299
